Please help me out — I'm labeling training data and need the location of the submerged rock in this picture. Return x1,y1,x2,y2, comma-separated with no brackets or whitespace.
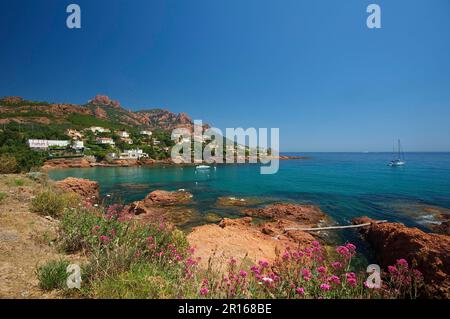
204,212,222,223
215,196,264,207
353,216,450,299
55,177,99,203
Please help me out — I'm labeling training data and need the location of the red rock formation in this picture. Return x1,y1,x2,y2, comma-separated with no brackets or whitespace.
188,217,316,270
140,190,193,207
353,217,450,299
55,177,100,203
0,96,24,104
243,203,326,226
88,95,121,108
94,106,108,119
42,158,92,169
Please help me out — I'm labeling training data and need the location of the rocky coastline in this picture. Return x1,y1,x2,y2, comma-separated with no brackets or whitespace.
44,176,450,298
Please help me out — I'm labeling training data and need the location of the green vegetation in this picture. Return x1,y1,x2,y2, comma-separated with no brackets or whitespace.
0,192,6,203
0,123,65,172
0,110,54,119
0,99,50,107
5,177,31,187
31,189,78,218
36,259,70,291
67,114,124,131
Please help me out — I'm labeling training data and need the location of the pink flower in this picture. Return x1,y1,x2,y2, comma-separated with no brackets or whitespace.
239,270,248,278
396,258,409,268
99,235,111,244
331,261,342,269
282,252,291,261
336,246,350,256
312,241,320,247
317,266,327,274
296,287,305,295
199,287,209,296
347,278,357,287
229,257,237,265
258,260,269,268
388,265,398,274
345,272,356,280
250,265,261,275
345,243,356,251
328,275,341,285
320,283,331,291
302,268,312,280
146,236,153,243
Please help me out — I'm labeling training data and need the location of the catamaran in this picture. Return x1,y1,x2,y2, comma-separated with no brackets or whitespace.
389,139,406,167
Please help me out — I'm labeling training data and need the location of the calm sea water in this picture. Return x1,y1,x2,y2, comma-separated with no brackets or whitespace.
49,152,450,247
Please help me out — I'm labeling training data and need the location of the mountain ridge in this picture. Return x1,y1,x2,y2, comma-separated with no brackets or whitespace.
0,95,200,132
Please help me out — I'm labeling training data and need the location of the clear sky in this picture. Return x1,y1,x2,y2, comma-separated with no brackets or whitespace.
1,0,449,152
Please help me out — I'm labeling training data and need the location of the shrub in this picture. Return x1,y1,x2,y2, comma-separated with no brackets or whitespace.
0,154,18,173
36,259,70,291
90,262,197,299
31,189,78,218
0,192,6,203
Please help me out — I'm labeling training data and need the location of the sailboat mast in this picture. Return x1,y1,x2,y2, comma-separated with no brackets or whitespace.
398,139,401,159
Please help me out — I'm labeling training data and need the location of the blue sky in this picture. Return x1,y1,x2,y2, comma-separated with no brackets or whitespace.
1,0,449,152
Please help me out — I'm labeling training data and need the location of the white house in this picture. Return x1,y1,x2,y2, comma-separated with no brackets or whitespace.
108,149,148,160
120,137,133,145
95,137,115,145
116,131,130,138
72,140,84,150
28,139,69,150
89,126,111,134
140,130,152,136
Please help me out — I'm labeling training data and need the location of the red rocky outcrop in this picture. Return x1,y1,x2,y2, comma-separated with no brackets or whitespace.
353,217,450,299
243,203,326,226
55,177,100,203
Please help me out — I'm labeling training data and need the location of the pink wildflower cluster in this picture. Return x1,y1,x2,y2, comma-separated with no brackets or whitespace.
385,259,424,298
105,204,132,222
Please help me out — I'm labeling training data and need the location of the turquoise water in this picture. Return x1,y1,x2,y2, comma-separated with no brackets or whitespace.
49,152,450,244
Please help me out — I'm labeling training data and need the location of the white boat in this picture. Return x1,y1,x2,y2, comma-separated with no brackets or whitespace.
388,139,406,167
195,165,211,170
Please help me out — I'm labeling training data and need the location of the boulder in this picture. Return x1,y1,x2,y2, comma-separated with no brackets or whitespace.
142,190,193,206
55,177,100,203
188,217,316,270
353,217,450,299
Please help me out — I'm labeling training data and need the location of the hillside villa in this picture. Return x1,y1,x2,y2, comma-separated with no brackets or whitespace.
121,137,133,144
140,130,152,136
27,139,84,150
88,126,111,133
107,148,149,160
117,131,130,138
95,137,115,145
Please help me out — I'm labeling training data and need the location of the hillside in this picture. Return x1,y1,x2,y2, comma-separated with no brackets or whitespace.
0,95,198,132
